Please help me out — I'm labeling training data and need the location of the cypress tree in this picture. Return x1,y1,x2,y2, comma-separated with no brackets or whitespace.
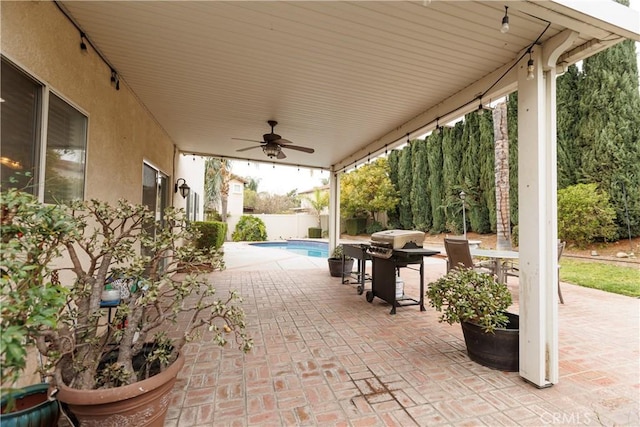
578,36,640,238
427,130,446,233
410,138,431,231
398,146,414,229
461,112,485,233
386,150,401,228
507,93,519,228
478,110,495,233
442,121,465,233
556,65,582,189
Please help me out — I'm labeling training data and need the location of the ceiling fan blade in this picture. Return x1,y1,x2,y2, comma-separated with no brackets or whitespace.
284,145,315,154
236,145,262,152
277,150,287,159
232,138,265,144
273,138,293,145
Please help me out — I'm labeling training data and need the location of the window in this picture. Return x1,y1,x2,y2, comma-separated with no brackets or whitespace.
1,56,87,202
232,183,243,194
186,192,200,221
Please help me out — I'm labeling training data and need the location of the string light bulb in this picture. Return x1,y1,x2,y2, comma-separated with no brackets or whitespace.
477,99,485,116
435,118,441,135
526,50,535,81
80,32,87,51
500,6,510,33
110,69,120,90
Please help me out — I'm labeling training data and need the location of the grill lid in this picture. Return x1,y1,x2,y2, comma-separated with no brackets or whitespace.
370,229,425,249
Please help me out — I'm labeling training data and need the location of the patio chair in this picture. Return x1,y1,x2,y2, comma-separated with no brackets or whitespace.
443,238,494,274
504,240,566,304
557,240,566,304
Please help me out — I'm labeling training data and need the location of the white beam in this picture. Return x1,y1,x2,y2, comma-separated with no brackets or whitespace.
328,171,341,253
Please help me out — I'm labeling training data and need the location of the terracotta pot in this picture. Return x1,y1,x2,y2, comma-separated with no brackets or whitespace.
0,383,60,427
54,352,185,427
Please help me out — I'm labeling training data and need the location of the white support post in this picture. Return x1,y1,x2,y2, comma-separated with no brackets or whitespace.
328,171,341,253
517,47,559,387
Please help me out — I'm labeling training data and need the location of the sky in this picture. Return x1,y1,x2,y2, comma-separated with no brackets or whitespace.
231,1,640,195
230,160,327,195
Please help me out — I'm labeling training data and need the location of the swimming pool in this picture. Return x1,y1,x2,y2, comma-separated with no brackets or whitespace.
250,240,329,258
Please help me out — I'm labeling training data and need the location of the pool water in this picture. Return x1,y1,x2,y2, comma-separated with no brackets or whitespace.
250,240,329,258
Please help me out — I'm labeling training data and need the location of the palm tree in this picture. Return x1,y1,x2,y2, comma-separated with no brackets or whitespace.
204,158,232,222
304,188,329,228
492,101,512,250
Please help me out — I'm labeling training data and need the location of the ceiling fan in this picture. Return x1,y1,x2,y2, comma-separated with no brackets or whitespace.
233,120,314,159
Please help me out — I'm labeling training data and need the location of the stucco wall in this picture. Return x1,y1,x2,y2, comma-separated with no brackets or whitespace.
1,1,178,388
1,1,175,203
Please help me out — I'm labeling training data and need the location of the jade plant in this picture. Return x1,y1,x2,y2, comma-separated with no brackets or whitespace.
0,188,79,391
426,268,512,333
2,190,253,391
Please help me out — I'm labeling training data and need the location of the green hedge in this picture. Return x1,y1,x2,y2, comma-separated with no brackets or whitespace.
191,221,227,249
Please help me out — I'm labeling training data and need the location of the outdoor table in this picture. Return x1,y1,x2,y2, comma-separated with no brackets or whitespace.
470,248,519,284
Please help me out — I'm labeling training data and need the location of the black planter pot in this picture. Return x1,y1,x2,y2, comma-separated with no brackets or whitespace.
328,258,354,278
461,312,519,372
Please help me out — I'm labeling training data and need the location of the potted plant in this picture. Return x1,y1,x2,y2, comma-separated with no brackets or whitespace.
328,245,354,278
426,268,519,371
304,188,328,238
1,188,73,426
3,193,253,426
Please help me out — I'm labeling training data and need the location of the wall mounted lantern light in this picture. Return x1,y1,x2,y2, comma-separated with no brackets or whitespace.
174,178,191,199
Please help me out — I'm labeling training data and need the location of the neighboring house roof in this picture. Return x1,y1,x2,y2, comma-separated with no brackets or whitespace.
298,185,329,196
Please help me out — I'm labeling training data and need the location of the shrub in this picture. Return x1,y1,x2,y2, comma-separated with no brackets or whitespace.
557,183,617,248
366,221,385,234
205,210,222,222
330,244,352,260
232,215,267,242
191,221,227,249
511,225,519,247
426,268,512,333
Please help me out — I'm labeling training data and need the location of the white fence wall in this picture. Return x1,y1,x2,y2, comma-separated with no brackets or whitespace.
227,213,328,241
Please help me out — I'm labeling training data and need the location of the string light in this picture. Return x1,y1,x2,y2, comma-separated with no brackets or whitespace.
500,6,510,33
526,50,535,81
110,68,120,90
79,32,87,51
435,117,441,135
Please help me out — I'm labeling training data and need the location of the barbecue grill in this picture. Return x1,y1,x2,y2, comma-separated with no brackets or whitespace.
365,230,440,314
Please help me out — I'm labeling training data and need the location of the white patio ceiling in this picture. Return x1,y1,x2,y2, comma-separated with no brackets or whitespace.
58,1,639,172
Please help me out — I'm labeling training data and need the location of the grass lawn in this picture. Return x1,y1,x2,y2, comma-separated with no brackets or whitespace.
560,259,640,298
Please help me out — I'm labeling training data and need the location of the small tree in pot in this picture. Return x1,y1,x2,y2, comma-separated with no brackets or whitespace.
3,193,253,425
426,268,519,371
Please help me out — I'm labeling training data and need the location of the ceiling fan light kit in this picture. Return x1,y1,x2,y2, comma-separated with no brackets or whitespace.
233,120,314,160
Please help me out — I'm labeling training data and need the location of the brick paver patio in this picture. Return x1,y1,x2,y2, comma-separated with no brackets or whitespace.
165,243,639,426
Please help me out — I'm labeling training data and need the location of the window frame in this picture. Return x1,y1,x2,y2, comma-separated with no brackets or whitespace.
1,55,88,203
